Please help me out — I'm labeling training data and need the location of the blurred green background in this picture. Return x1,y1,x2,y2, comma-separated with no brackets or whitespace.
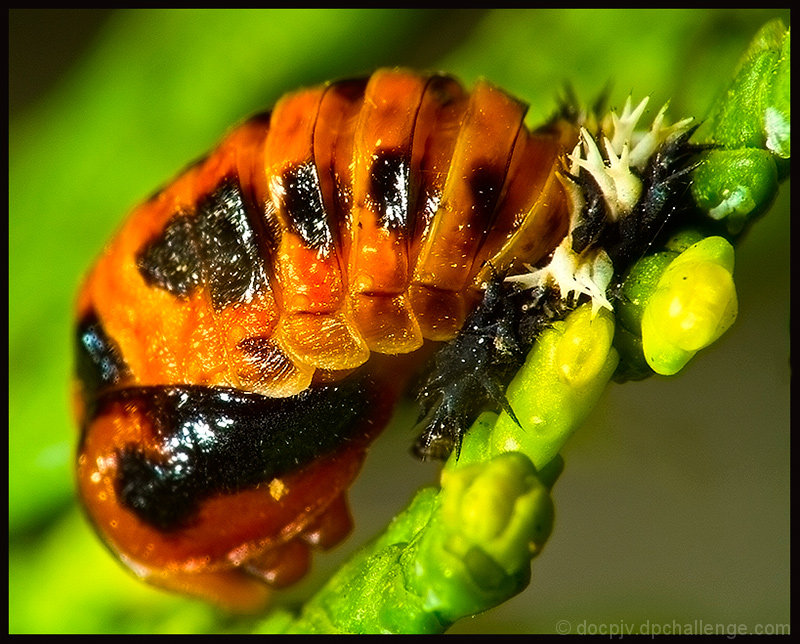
9,9,789,634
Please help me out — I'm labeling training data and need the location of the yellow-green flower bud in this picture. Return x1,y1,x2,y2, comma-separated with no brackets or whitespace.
439,452,554,577
555,304,616,390
489,303,618,469
642,237,738,375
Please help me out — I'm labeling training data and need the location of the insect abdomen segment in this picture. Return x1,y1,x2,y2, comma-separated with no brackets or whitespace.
77,69,573,405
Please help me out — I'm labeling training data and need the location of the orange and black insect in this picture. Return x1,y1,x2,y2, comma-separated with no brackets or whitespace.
74,68,697,611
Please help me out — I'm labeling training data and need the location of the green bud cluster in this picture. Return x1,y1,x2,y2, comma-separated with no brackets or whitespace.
692,20,790,234
615,235,738,378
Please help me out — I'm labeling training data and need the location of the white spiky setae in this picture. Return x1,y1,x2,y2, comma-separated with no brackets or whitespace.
506,97,693,316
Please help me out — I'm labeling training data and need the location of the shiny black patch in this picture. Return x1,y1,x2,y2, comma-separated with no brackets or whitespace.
104,376,377,531
467,162,505,235
369,150,410,230
136,178,267,310
75,311,130,404
282,162,332,249
136,211,201,297
197,180,267,309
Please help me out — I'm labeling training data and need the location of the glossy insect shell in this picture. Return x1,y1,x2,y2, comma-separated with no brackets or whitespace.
74,67,578,611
